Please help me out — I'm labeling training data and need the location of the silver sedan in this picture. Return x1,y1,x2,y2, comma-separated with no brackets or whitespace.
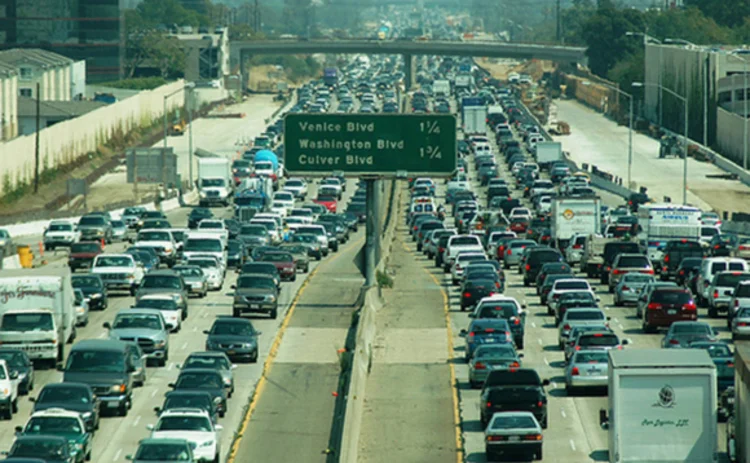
468,344,522,389
485,411,543,461
565,350,609,395
613,273,654,306
732,307,750,341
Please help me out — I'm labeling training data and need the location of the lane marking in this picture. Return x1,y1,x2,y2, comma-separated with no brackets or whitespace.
422,255,465,463
167,362,174,371
113,449,122,462
181,342,188,350
151,389,157,398
538,338,543,345
531,321,536,328
132,415,141,427
225,236,363,463
560,407,567,418
569,439,577,451
543,357,549,366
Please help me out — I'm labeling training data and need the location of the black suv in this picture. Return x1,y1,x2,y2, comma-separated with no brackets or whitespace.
480,368,549,428
601,241,641,284
659,240,703,280
522,247,563,287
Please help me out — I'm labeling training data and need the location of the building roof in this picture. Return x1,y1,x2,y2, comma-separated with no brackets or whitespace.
17,96,106,119
0,60,16,77
0,48,73,69
609,348,714,369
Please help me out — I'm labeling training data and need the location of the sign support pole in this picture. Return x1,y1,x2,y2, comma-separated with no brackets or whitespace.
372,179,383,264
365,178,377,287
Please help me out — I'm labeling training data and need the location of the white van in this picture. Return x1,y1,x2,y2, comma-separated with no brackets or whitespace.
697,257,749,305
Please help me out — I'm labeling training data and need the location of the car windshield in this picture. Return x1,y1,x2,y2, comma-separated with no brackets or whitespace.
241,226,267,236
477,302,519,318
237,276,276,290
66,350,124,373
198,222,223,230
71,243,100,253
556,281,589,290
174,267,203,278
580,334,618,346
0,351,26,368
135,443,192,461
11,440,66,458
72,276,101,287
451,237,479,246
737,308,750,319
95,256,132,267
48,223,73,231
260,253,293,263
139,232,171,241
25,417,82,434
79,216,105,226
141,276,181,289
211,322,253,336
490,415,537,430
0,313,53,332
177,372,222,388
475,345,516,359
672,324,711,334
572,351,609,363
165,394,211,410
184,356,229,370
187,259,217,270
113,314,162,330
202,178,225,187
156,416,212,432
185,239,222,252
38,386,89,404
137,299,178,310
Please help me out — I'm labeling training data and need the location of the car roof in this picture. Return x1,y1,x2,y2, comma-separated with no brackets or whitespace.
119,308,164,317
70,339,128,352
159,408,211,417
30,408,84,419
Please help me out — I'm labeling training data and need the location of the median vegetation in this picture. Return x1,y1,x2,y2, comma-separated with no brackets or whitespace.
249,55,322,82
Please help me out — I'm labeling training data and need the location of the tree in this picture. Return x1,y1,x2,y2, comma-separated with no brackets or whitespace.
581,6,646,78
150,36,186,78
685,0,750,28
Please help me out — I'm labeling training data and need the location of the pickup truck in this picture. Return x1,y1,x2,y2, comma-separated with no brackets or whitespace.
479,368,550,429
443,235,485,273
67,241,104,271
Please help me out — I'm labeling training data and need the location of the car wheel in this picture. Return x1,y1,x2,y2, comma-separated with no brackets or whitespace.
158,357,167,367
119,404,128,417
291,274,297,282
270,309,278,319
11,399,17,414
516,339,524,350
540,416,548,429
709,307,717,318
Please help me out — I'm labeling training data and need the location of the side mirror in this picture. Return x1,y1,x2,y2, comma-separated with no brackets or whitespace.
126,455,134,461
596,297,601,302
542,379,551,386
153,407,161,414
168,383,176,389
28,397,35,402
468,313,475,318
622,339,631,345
146,424,154,431
599,408,609,429
607,316,612,321
255,331,262,336
459,329,467,337
231,364,238,370
231,284,236,289
14,426,22,433
203,330,210,335
518,353,524,358
103,322,111,329
56,364,64,372
521,303,527,309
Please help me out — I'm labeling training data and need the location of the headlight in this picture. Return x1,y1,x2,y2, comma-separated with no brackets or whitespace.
90,293,101,299
264,295,276,303
223,378,232,385
242,343,254,349
110,384,126,393
154,340,166,348
201,440,215,447
200,191,207,198
164,248,173,253
0,388,9,397
81,411,93,419
171,294,183,302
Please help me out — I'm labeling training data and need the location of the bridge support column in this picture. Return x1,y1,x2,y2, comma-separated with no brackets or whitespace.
403,53,415,91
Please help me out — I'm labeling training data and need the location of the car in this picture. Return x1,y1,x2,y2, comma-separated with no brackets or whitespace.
675,257,703,287
547,279,596,315
557,308,609,349
696,257,748,306
461,319,513,361
90,253,144,295
279,244,311,273
122,207,147,229
0,359,18,419
641,288,697,333
635,281,679,318
565,349,609,396
204,317,261,363
128,438,197,463
231,274,279,319
180,352,236,398
661,321,717,348
731,306,750,341
0,349,33,396
133,230,178,266
30,383,99,432
522,248,563,287
470,296,526,349
689,341,734,401
258,252,297,282
567,331,628,362
154,391,219,424
168,370,227,418
709,271,750,319
16,408,92,462
67,242,103,272
484,411,543,461
147,408,222,463
185,256,224,291
613,273,655,306
70,274,107,311
172,265,208,298
43,220,80,250
134,294,185,332
451,252,488,285
76,214,112,244
479,368,549,429
607,253,653,292
188,208,214,229
468,344,522,389
538,274,574,306
103,310,170,367
460,277,502,312
72,289,89,327
3,435,74,463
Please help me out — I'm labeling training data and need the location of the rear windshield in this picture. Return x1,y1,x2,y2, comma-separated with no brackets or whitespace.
651,291,692,304
488,387,540,402
529,251,560,263
617,256,650,267
452,236,480,246
737,284,750,297
579,334,618,346
490,415,537,430
477,302,520,319
604,243,640,259
715,273,750,287
566,310,604,321
556,281,589,290
485,370,541,387
572,351,608,363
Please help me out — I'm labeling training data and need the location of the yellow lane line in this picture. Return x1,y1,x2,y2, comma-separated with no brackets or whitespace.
226,236,364,463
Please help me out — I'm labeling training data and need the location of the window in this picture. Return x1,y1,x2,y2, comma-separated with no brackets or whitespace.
719,91,732,105
19,88,32,97
19,67,32,80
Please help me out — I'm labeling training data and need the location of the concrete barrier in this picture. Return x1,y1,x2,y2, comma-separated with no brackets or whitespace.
1,254,21,270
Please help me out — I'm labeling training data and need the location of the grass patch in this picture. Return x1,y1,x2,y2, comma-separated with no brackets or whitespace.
376,270,394,289
249,55,321,81
98,77,171,90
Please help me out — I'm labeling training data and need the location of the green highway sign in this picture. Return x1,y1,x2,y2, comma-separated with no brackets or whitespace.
283,114,457,177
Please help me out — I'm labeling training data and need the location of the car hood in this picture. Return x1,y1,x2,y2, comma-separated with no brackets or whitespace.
208,334,256,345
92,266,134,274
63,371,128,387
34,401,92,414
235,287,275,296
151,430,215,443
111,328,163,339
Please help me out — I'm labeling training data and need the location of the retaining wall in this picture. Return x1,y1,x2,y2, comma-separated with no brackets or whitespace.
0,80,187,196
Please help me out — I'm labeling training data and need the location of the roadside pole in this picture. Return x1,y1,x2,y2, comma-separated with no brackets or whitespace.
373,179,383,264
364,178,377,287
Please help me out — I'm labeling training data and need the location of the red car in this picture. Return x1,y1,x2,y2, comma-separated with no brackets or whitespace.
509,218,529,234
260,252,297,282
68,241,103,271
314,194,337,213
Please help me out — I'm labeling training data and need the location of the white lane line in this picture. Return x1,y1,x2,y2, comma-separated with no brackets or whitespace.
151,389,157,398
531,322,537,328
569,439,577,452
613,318,620,323
192,326,197,332
543,357,549,366
181,342,188,350
132,415,141,427
168,362,175,371
98,333,106,339
560,407,567,418
201,312,208,319
113,449,122,462
618,323,624,330
538,338,543,345
551,381,557,388
605,306,611,311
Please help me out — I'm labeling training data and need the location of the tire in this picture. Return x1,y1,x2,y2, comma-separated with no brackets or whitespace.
452,278,458,285
642,321,656,334
516,339,524,350
291,274,297,282
3,408,10,420
709,307,717,318
541,416,548,429
11,399,17,414
536,446,543,461
158,356,167,367
119,403,128,417
270,309,278,319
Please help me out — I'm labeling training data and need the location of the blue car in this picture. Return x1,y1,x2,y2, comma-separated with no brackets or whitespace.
461,319,513,362
689,341,734,396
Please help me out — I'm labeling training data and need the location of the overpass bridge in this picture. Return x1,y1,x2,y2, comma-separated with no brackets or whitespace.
230,39,588,89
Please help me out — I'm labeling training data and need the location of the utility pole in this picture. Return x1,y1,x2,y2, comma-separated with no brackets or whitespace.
33,82,40,193
555,0,561,44
254,0,261,33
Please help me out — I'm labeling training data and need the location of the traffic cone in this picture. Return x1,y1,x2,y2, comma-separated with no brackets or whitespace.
101,238,105,250
38,241,47,266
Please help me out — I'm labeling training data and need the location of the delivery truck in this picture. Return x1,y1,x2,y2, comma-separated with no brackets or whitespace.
551,198,601,251
462,106,487,135
197,158,232,207
434,79,451,97
0,268,77,366
601,349,718,463
535,141,563,168
637,203,702,262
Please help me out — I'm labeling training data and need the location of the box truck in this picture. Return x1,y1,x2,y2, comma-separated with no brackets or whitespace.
636,203,702,261
0,268,77,366
601,349,718,463
434,79,451,97
462,106,487,135
535,141,563,167
728,342,750,463
551,198,601,250
197,158,232,207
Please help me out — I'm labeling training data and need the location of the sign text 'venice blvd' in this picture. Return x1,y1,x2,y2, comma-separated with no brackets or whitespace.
283,114,457,176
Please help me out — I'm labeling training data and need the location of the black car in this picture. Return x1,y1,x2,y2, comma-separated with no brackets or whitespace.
534,262,574,290
479,368,550,428
710,234,739,257
660,240,703,279
4,435,73,463
470,297,526,349
522,248,563,287
154,390,219,423
188,208,214,229
30,383,100,432
676,257,703,287
601,241,642,283
70,274,108,311
204,317,261,363
226,240,246,269
168,369,227,417
0,349,33,395
239,262,281,288
231,274,279,319
460,278,501,312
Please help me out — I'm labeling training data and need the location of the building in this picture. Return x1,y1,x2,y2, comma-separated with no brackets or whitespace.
0,0,124,83
0,61,18,140
0,49,74,101
16,96,105,135
172,30,230,84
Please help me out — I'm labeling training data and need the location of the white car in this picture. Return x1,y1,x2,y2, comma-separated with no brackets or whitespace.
564,233,588,264
509,207,532,220
136,294,183,332
289,208,314,224
701,211,722,227
73,288,89,327
91,253,145,295
273,191,296,214
134,229,177,266
451,251,488,285
187,256,225,290
0,359,18,419
250,219,281,244
43,220,80,250
148,408,223,463
196,220,229,247
283,178,308,198
254,160,276,180
270,201,289,218
320,178,343,198
182,235,226,271
547,278,597,313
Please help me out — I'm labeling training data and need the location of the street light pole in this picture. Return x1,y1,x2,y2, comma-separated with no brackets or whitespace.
188,88,194,189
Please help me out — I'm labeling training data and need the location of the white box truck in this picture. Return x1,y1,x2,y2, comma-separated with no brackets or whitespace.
0,268,76,366
455,74,472,90
535,141,563,167
636,203,702,261
434,79,451,97
462,106,487,135
551,198,601,250
729,342,750,463
602,349,718,463
197,158,232,207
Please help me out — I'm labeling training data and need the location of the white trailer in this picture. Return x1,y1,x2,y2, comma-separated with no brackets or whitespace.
730,342,750,463
637,203,702,261
197,158,232,207
462,106,487,135
433,79,451,96
535,141,563,167
0,268,76,365
603,349,717,463
551,198,601,249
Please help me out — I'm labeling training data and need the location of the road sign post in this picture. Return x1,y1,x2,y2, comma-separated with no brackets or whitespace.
283,114,457,177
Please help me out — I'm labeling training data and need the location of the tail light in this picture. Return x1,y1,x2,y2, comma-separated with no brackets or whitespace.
487,435,506,442
563,323,571,330
679,270,685,275
438,247,445,253
510,317,520,325
664,255,670,263
575,346,581,351
683,302,697,311
571,367,580,376
469,332,476,337
735,300,740,308
713,290,719,299
525,264,530,271
622,286,630,291
642,269,655,274
738,322,748,327
536,401,544,408
728,362,735,367
524,434,543,441
463,292,472,298
413,226,418,231
474,362,486,370
740,246,749,251
486,401,492,408
456,264,461,270
573,244,582,249
669,339,680,345
612,269,623,275
495,282,501,289
715,245,720,249
510,361,520,367
647,303,661,310
485,328,496,333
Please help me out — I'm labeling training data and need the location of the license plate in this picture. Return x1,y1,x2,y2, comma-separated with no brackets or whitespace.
106,402,120,408
667,309,677,315
227,350,235,355
484,338,496,343
508,436,520,442
249,304,260,309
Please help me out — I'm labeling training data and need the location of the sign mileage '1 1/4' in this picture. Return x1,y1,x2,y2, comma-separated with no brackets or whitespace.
283,114,457,177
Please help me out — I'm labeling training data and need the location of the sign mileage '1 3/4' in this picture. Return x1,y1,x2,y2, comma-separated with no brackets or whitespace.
283,114,457,177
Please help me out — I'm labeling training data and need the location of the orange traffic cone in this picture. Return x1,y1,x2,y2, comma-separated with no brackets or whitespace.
38,241,47,266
